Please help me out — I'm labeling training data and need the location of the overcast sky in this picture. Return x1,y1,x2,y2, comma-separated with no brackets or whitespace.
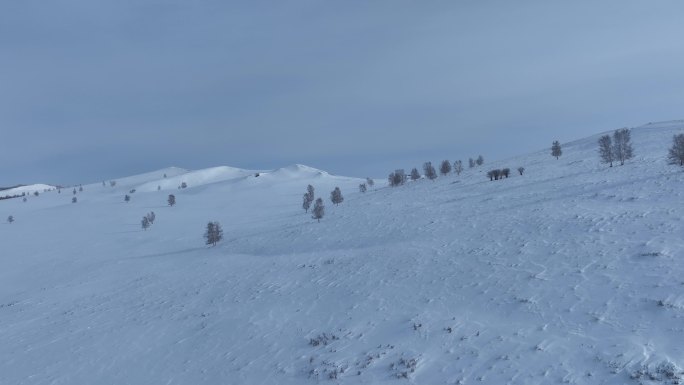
2,0,684,186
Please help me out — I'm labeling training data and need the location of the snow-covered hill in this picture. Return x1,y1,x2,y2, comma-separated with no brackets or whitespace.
1,122,683,385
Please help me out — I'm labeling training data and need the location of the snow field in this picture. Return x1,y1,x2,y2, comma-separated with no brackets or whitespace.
1,122,683,384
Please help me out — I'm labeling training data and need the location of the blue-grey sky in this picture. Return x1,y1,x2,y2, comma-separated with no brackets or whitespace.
2,0,684,186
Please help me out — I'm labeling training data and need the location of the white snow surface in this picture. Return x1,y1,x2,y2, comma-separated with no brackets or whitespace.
1,184,56,196
1,122,684,384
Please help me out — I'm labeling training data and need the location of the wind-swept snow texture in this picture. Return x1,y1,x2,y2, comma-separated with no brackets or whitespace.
1,122,684,385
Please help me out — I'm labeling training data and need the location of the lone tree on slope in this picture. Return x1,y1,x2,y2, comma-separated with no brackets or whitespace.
468,158,475,168
551,140,562,159
330,187,344,205
668,133,684,166
124,194,131,202
204,221,223,246
440,160,452,176
612,128,634,166
312,198,324,222
366,178,374,188
359,183,367,193
7,215,14,224
598,135,614,167
167,194,176,206
423,162,437,180
517,167,525,175
476,155,484,166
453,160,463,175
410,168,421,181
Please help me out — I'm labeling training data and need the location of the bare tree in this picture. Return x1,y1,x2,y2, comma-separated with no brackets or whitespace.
487,170,495,181
517,167,525,175
598,134,614,167
204,221,223,246
453,160,463,175
366,178,374,188
141,216,151,231
551,141,562,159
168,194,176,206
668,133,684,166
359,183,367,193
612,128,634,165
468,158,475,168
388,169,407,186
312,198,324,222
440,160,452,175
501,168,510,178
476,155,484,166
180,182,188,189
423,162,437,180
410,168,421,181
330,187,344,205
146,211,156,224
7,215,14,224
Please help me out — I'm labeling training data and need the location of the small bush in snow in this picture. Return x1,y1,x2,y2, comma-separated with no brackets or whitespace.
109,180,116,187
468,158,475,168
551,140,562,159
330,187,343,205
668,133,684,166
612,128,634,166
359,183,367,193
7,215,14,224
388,169,407,187
72,197,77,203
204,221,223,246
312,198,325,222
167,194,176,206
141,216,150,231
302,185,314,212
440,159,452,175
598,134,614,167
146,211,155,224
124,194,130,202
517,166,525,175
366,178,374,188
180,182,188,189
410,168,421,181
423,162,437,180
453,160,463,175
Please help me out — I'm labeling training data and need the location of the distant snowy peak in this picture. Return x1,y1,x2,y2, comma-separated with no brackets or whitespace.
0,184,56,196
268,164,330,178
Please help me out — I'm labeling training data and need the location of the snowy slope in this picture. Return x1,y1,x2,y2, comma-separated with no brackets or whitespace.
0,184,56,197
1,122,683,385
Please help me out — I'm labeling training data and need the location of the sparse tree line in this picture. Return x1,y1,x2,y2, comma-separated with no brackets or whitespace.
300,181,362,222
388,156,483,187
